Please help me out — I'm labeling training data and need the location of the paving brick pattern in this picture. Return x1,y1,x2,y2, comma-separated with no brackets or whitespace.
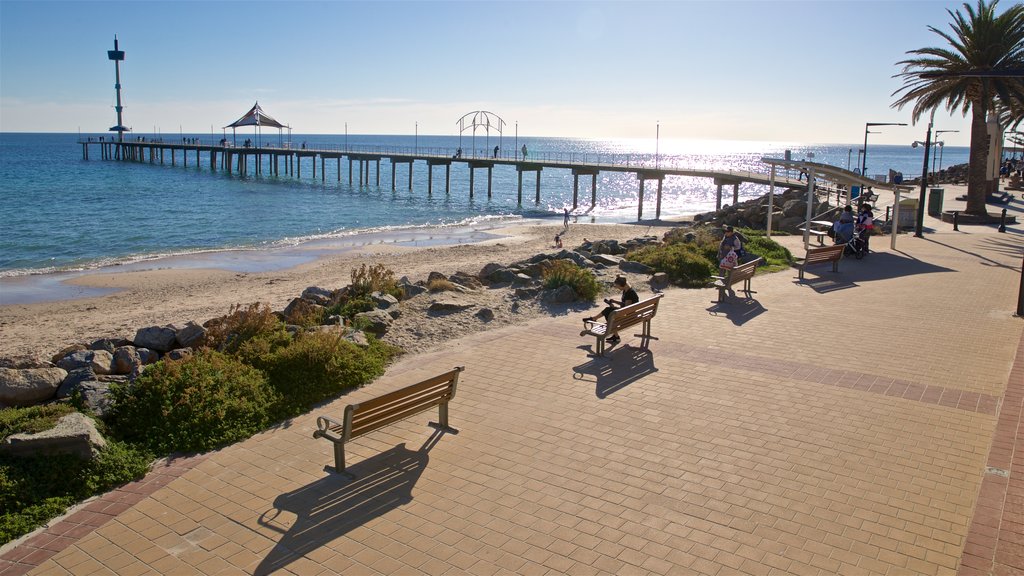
4,229,1022,576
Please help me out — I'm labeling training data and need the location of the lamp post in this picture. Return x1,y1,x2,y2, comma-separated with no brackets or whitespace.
934,129,959,179
863,122,907,180
655,121,660,169
911,110,936,238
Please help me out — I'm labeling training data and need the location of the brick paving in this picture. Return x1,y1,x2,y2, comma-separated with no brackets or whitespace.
1,208,1022,575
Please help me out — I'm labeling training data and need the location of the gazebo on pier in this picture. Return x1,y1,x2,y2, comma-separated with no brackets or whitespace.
224,102,289,147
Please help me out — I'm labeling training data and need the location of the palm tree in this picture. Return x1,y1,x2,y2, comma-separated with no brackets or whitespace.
892,0,1024,216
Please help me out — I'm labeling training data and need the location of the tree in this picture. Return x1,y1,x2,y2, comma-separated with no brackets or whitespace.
891,0,1024,216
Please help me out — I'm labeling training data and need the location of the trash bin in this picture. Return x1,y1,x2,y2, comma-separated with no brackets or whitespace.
928,188,944,216
851,185,861,199
898,199,918,229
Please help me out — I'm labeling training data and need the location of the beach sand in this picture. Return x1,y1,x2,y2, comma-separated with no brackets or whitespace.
0,221,674,361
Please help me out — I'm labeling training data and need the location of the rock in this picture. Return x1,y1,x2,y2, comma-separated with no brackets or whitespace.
51,344,86,365
591,240,624,255
0,355,50,369
427,271,448,283
619,260,654,274
301,286,334,305
650,272,670,288
512,273,534,286
541,285,577,304
387,309,402,320
484,268,519,284
134,325,178,353
324,315,343,326
0,367,67,407
478,262,506,279
449,272,483,290
782,199,807,218
78,378,119,417
56,350,113,375
522,260,555,278
57,367,97,399
89,338,130,353
560,252,594,268
1,412,107,460
514,287,541,299
590,254,623,266
112,346,141,375
401,283,428,299
354,309,394,335
282,298,324,324
174,322,207,349
342,331,371,348
137,348,160,365
475,308,495,322
166,348,193,361
428,298,474,313
370,292,400,309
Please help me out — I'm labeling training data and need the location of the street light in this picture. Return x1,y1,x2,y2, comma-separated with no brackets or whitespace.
863,122,907,179
934,129,959,178
910,110,936,238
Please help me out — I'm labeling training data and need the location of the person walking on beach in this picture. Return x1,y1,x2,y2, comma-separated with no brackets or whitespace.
581,276,639,345
563,208,571,231
521,144,528,160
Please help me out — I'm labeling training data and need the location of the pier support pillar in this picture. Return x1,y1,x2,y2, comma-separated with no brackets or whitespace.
487,166,492,199
518,171,523,205
733,183,739,205
337,158,341,182
638,179,645,221
445,164,450,194
428,164,433,195
321,156,326,183
391,162,396,190
716,183,722,210
409,162,413,191
656,179,663,220
592,173,597,208
376,160,380,186
469,167,475,199
348,158,353,185
312,155,316,180
535,172,541,204
171,149,175,166
573,174,579,209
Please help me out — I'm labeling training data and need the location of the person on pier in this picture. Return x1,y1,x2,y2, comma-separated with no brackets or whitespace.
522,144,528,160
493,145,499,158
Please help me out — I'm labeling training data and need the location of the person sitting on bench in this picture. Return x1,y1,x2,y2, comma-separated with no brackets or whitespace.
582,276,638,345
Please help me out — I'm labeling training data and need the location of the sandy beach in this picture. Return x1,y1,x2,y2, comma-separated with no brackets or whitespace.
0,221,674,361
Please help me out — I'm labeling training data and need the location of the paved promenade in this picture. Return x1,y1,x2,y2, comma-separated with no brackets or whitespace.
2,196,1022,575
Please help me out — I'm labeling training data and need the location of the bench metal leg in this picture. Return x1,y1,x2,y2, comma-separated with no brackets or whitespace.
832,260,840,273
328,442,355,479
428,400,460,434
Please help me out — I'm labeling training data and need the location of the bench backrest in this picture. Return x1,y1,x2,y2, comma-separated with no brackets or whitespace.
725,258,760,285
608,294,663,331
342,366,464,443
805,244,844,264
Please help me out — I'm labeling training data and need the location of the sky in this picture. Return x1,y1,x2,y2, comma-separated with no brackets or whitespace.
0,0,1000,147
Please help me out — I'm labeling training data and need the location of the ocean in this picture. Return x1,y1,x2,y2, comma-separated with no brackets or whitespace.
0,132,970,296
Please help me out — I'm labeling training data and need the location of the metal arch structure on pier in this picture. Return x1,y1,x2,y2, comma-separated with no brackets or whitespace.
79,139,891,221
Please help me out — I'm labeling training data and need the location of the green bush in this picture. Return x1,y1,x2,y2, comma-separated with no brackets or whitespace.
107,350,276,454
741,234,794,270
350,263,402,299
0,404,76,440
206,303,286,354
251,331,396,418
542,260,601,301
326,294,376,322
628,243,717,287
0,439,151,545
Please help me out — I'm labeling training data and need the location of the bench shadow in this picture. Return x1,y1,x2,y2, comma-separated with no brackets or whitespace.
706,298,767,325
793,275,859,293
254,431,444,576
572,347,658,399
794,251,954,290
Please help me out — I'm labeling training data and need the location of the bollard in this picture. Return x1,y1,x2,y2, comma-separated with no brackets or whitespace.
999,208,1007,233
953,211,959,231
1018,253,1024,318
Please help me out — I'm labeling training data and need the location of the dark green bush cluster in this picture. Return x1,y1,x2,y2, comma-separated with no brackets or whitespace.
629,242,717,287
107,350,276,454
248,331,396,417
0,439,151,544
740,234,794,270
543,260,601,301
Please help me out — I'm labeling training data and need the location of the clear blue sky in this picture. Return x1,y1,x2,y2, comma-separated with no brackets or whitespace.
0,0,991,146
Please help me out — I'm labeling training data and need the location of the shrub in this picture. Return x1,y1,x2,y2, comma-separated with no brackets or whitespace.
206,302,285,354
0,404,76,441
542,260,601,301
0,439,151,545
327,294,376,322
628,243,717,287
251,331,395,418
107,350,276,454
350,263,401,299
427,278,457,292
741,234,794,270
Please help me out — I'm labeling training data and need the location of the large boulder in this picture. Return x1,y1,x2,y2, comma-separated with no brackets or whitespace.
282,298,324,324
541,285,577,304
134,325,178,353
370,292,400,309
590,254,623,266
55,350,114,375
174,322,207,349
1,412,107,460
428,298,474,313
57,367,97,399
50,344,86,365
354,309,394,335
619,260,654,274
75,377,121,417
449,272,483,290
0,367,67,407
301,286,334,305
88,338,131,353
112,346,142,375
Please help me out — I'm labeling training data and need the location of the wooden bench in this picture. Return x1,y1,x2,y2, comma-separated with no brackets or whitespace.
313,366,464,477
580,294,663,357
798,244,845,280
712,257,761,302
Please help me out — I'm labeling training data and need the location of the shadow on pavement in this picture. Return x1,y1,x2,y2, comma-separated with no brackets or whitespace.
706,298,767,325
254,431,444,575
795,251,955,288
573,347,658,399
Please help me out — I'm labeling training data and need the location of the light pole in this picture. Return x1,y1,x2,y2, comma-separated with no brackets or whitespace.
911,110,936,238
415,121,418,154
655,121,660,169
863,122,907,179
934,129,959,179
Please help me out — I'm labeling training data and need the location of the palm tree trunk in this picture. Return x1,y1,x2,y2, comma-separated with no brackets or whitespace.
965,104,989,216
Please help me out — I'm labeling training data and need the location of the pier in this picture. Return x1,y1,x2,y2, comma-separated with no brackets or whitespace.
79,138,848,220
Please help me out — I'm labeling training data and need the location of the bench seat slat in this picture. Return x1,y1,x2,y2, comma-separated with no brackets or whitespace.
350,389,453,439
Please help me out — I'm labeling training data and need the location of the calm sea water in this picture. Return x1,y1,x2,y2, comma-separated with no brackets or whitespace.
0,132,970,279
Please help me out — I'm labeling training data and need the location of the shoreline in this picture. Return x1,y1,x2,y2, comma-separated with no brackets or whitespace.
0,220,677,361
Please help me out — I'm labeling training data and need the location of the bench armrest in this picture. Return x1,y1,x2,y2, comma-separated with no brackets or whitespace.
313,415,346,442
